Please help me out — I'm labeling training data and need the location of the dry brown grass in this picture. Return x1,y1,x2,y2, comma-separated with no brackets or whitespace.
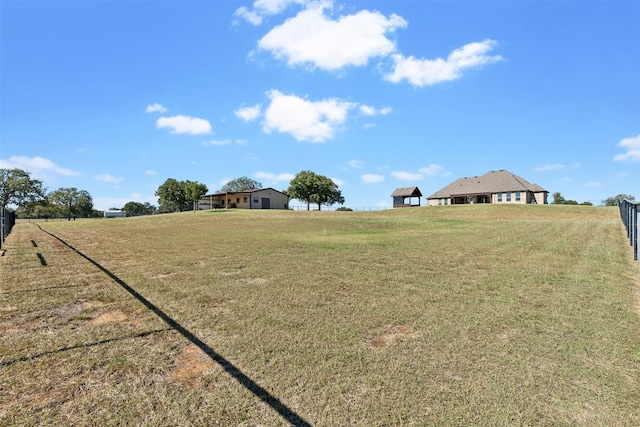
1,205,639,426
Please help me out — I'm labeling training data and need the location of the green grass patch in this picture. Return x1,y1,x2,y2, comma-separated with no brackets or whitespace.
1,205,639,425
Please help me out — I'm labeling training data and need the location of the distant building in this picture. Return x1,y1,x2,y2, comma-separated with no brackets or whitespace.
104,209,126,218
198,188,289,210
391,187,423,208
427,170,548,206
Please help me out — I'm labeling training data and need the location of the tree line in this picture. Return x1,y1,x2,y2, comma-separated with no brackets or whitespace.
0,169,96,219
0,168,346,218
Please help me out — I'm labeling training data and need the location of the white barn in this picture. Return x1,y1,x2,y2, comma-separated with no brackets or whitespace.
104,209,126,218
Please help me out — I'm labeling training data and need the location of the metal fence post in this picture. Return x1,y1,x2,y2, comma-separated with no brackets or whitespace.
619,199,639,262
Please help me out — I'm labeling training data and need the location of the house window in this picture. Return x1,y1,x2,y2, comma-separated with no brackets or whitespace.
236,198,240,203
253,196,259,203
497,193,502,202
243,197,247,203
516,191,521,202
507,192,511,202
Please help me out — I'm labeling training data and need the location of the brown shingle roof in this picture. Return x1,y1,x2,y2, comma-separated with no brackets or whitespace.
427,170,547,199
391,187,423,197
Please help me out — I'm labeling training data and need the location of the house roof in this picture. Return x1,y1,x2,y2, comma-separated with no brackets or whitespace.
427,170,547,199
391,187,423,197
202,187,288,198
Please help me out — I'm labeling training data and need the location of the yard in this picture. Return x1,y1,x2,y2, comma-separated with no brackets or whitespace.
1,205,639,426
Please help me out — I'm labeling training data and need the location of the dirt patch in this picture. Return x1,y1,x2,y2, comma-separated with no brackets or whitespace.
56,300,106,318
370,338,386,348
90,310,128,325
152,273,174,279
170,344,216,391
367,325,420,349
245,277,267,285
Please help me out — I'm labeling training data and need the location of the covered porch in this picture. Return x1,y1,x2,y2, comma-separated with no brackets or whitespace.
391,187,423,208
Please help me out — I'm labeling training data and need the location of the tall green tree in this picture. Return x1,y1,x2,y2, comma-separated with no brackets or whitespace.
286,170,345,211
552,192,565,204
156,178,188,213
48,187,93,219
602,194,635,206
185,180,208,211
122,201,157,217
0,168,46,207
219,176,262,193
155,178,208,213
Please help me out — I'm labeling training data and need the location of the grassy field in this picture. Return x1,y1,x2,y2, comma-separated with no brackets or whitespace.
1,205,639,426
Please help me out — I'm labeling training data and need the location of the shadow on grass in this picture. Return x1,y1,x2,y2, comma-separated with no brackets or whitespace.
1,328,170,367
35,225,312,427
0,283,89,294
36,252,47,266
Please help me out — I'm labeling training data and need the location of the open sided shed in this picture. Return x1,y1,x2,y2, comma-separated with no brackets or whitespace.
391,187,423,208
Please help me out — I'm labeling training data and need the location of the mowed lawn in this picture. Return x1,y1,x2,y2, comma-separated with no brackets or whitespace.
1,205,639,426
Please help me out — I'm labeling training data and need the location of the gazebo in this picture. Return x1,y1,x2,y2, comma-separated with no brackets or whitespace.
391,187,423,208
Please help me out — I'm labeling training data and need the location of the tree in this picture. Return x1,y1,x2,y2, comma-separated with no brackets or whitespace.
602,194,635,206
155,178,208,213
552,192,565,204
310,180,344,211
0,168,46,207
286,170,345,211
48,187,93,219
122,201,156,217
184,180,208,211
219,176,262,193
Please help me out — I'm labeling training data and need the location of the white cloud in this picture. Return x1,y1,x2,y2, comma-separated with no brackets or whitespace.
534,163,566,172
145,170,158,176
359,105,391,117
362,173,384,183
235,104,262,122
534,163,580,172
384,39,502,87
234,6,263,25
258,3,407,71
262,89,355,142
359,105,376,116
255,171,295,182
391,171,424,181
234,0,308,25
203,139,232,146
156,115,212,135
0,155,81,177
95,173,124,183
146,103,167,113
419,164,449,176
331,177,345,186
349,159,364,168
613,134,640,162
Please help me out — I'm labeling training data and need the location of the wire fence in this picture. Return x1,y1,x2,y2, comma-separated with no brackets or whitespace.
289,205,392,212
619,199,639,262
1,207,16,250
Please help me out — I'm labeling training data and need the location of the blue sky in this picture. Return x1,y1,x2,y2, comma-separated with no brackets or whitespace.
1,0,638,210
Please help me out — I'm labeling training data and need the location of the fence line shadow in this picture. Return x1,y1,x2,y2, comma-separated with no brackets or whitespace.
35,225,312,427
1,328,170,367
0,283,89,295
